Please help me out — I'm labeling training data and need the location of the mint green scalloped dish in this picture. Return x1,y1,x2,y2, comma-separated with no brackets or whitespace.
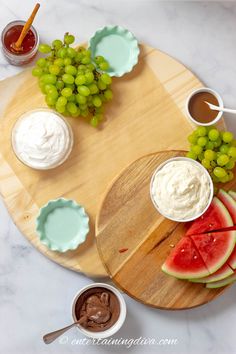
89,26,140,77
36,199,89,252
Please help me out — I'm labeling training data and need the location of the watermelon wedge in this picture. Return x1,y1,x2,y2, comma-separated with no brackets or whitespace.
189,263,233,283
162,237,209,279
227,246,236,269
190,231,236,274
206,271,236,289
218,189,236,224
186,197,233,236
229,190,236,201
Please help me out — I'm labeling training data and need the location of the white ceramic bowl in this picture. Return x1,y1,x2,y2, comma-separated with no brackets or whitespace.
150,157,214,222
185,87,224,126
72,283,126,338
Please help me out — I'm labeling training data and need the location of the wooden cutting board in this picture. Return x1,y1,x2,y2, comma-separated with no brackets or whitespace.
0,43,223,278
96,150,234,309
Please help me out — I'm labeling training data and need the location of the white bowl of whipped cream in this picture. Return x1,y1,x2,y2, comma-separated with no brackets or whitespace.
11,109,74,170
150,157,214,222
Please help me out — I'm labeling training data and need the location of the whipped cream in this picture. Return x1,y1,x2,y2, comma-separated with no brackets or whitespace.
12,110,73,169
151,160,211,221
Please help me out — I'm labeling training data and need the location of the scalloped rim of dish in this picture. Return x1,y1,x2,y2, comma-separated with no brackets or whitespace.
36,198,89,252
89,25,140,77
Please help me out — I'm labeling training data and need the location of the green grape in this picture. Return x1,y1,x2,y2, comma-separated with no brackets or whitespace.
39,44,51,54
46,94,57,106
219,174,229,183
213,167,227,178
88,83,99,94
204,149,216,161
220,144,229,154
65,83,75,90
104,89,113,101
81,109,89,117
225,159,235,170
44,84,55,94
100,73,112,85
65,65,77,76
205,141,215,150
87,63,95,71
56,80,64,90
57,96,67,106
61,87,73,98
66,102,77,114
196,126,207,137
36,58,47,68
95,56,105,64
85,72,94,84
98,80,107,90
62,74,74,84
76,94,87,105
42,74,57,84
186,151,197,160
198,152,205,161
99,61,109,71
75,75,86,85
78,64,86,71
231,139,236,147
92,96,102,107
64,34,75,45
81,57,91,64
202,159,211,169
90,116,99,127
223,131,234,143
228,146,236,158
32,67,43,77
208,128,220,141
77,85,90,96
67,47,76,58
58,47,67,58
211,173,220,183
191,145,203,155
63,58,72,66
79,103,88,111
217,154,229,166
55,102,66,113
227,171,234,181
52,39,63,49
197,136,208,147
188,134,197,144
67,94,76,102
213,137,222,148
54,58,64,67
211,160,217,168
49,65,60,75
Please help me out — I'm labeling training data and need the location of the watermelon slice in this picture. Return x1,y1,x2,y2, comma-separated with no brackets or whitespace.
206,271,236,289
190,231,236,274
186,197,233,236
227,246,236,269
189,263,233,283
229,190,236,201
218,189,236,224
162,237,209,279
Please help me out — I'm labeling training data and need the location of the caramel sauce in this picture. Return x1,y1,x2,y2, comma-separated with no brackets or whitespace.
189,92,219,123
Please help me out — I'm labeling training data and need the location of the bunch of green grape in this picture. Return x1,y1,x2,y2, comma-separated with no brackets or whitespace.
186,126,236,183
32,33,113,127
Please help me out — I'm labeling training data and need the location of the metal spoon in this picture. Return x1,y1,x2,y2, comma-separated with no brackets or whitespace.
205,101,236,114
43,316,87,344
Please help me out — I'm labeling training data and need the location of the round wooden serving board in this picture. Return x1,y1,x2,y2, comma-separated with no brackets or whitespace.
96,150,234,310
0,44,225,278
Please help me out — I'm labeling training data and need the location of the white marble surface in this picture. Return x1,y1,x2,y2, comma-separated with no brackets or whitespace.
0,1,236,353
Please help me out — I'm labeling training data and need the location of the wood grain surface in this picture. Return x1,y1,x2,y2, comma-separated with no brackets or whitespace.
96,151,234,309
0,43,221,277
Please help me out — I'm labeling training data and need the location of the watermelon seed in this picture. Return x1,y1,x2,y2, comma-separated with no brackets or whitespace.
170,244,175,248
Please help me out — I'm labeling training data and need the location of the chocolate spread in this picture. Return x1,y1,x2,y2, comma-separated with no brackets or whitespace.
75,287,120,332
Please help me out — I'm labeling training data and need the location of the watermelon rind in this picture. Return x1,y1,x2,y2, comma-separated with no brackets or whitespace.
190,231,236,274
189,264,234,283
218,189,236,224
229,190,236,201
227,246,236,269
161,263,209,280
206,272,236,289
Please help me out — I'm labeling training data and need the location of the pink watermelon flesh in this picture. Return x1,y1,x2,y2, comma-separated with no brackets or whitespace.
206,270,236,289
217,189,236,224
190,231,236,274
229,190,236,201
189,263,233,283
162,237,209,279
186,197,233,236
227,246,236,269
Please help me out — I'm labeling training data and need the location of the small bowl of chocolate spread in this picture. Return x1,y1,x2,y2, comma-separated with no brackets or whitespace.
186,87,224,126
72,283,126,338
